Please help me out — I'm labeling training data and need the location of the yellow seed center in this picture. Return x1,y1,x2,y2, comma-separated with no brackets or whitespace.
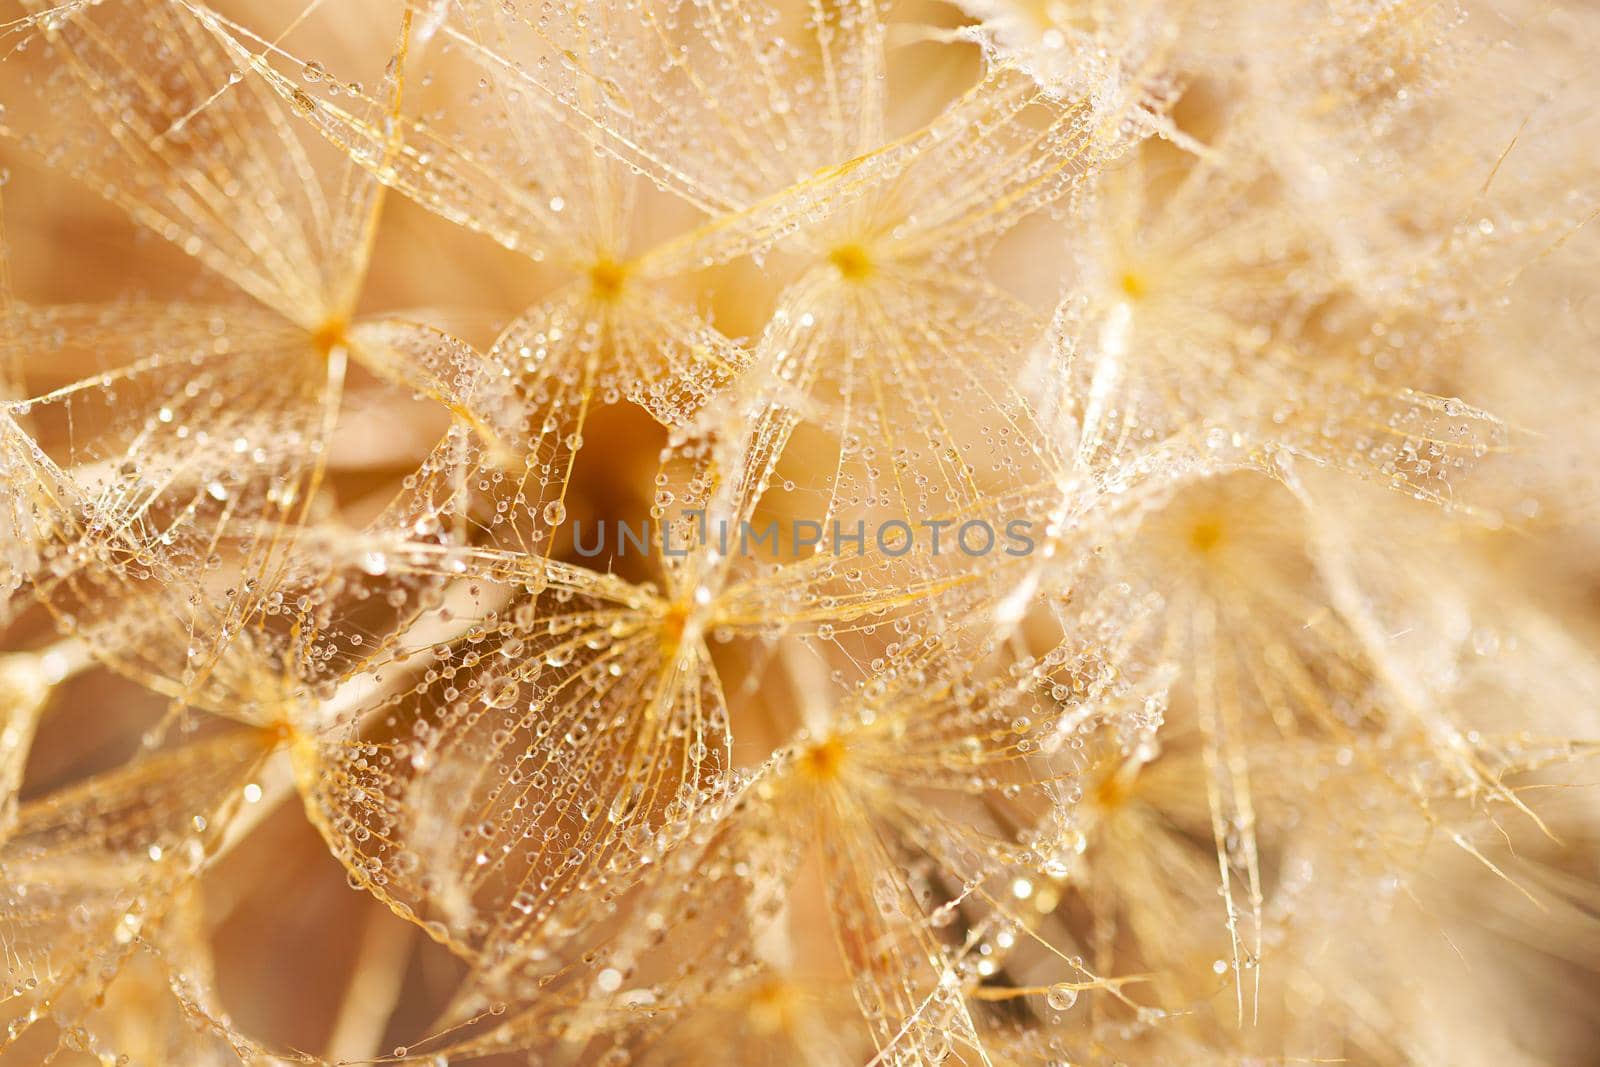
262,719,297,748
1093,768,1130,811
588,258,629,302
828,243,875,282
747,979,799,1035
798,735,849,782
311,317,349,357
1187,517,1225,554
658,601,689,659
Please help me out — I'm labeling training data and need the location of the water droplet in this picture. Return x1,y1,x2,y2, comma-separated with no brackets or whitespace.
1045,983,1079,1010
482,676,520,709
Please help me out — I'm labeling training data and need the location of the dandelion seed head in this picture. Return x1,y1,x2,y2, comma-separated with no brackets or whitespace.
0,0,1596,1061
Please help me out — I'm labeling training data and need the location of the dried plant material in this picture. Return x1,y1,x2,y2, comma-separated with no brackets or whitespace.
1045,146,1511,505
0,0,1596,1064
0,5,534,711
1,727,278,1053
